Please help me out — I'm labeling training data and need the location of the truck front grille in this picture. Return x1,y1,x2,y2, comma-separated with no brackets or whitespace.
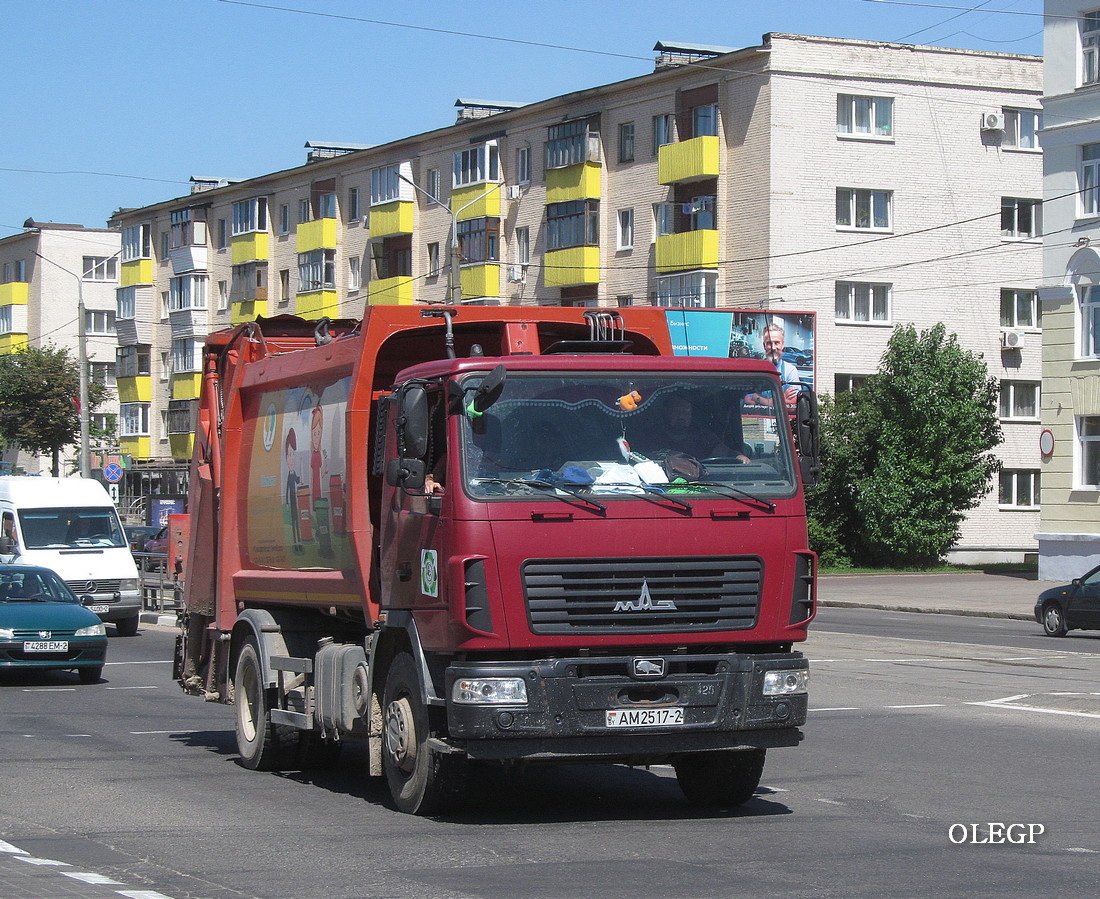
523,556,762,635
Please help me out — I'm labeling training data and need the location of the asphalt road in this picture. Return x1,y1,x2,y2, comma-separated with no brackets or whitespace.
2,611,1098,899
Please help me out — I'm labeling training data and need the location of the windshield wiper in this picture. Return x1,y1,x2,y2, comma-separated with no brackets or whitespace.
473,478,607,514
668,481,776,513
593,483,693,513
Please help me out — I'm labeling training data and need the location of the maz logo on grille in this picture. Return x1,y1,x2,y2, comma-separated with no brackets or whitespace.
613,579,678,613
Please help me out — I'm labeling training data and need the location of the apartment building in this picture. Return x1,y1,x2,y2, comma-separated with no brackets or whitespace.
0,221,121,475
1037,2,1100,579
110,32,1042,560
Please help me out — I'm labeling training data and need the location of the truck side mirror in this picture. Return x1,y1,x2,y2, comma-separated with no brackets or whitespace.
385,457,426,490
470,365,506,414
397,385,429,459
795,390,820,490
0,534,16,555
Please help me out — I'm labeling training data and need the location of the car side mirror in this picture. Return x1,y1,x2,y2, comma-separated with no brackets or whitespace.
0,535,14,554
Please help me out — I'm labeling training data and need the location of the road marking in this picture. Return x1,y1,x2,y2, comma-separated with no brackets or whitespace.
0,840,27,854
130,730,197,735
17,856,69,867
815,798,845,805
1,840,180,898
104,660,173,666
21,688,76,692
811,707,861,712
106,686,160,690
63,871,123,885
886,704,944,709
1065,848,1099,854
64,734,93,738
968,700,1100,719
118,892,176,899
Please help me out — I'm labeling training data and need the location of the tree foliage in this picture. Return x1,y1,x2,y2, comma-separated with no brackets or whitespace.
0,344,108,476
808,323,1002,568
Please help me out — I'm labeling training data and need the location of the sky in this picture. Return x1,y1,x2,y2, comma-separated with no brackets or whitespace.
0,0,1046,236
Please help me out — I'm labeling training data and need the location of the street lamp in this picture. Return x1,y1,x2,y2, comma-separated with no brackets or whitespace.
397,172,504,305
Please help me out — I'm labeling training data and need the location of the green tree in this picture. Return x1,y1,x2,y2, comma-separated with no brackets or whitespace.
808,323,1002,568
0,345,108,477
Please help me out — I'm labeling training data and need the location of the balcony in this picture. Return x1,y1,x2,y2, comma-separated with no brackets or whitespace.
116,376,152,404
169,433,194,461
370,200,414,238
658,136,720,185
655,229,719,273
0,333,28,353
460,263,500,299
297,217,337,253
297,289,339,318
546,162,602,204
230,233,268,265
171,373,202,401
231,300,268,325
367,276,415,306
120,436,152,459
451,183,502,221
120,259,153,287
544,247,600,287
0,282,28,306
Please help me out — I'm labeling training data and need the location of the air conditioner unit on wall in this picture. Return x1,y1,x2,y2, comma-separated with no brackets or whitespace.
506,184,522,200
507,264,527,283
1001,329,1025,349
981,111,1005,131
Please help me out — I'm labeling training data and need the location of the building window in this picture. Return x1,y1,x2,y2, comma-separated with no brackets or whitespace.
999,469,1040,508
1001,197,1041,239
82,256,118,281
232,197,268,236
0,260,25,283
169,275,208,311
347,187,361,222
618,122,635,163
120,403,150,437
684,195,716,231
836,188,891,231
167,400,194,435
298,250,335,290
348,256,361,290
116,344,151,378
85,310,116,335
515,227,530,265
230,263,266,303
653,202,674,239
427,168,442,203
453,142,500,187
1081,144,1100,218
835,374,868,393
691,104,718,137
837,95,893,138
456,217,500,264
370,164,411,206
1003,109,1040,150
1000,288,1040,329
998,381,1039,420
546,119,599,170
299,199,311,224
1079,416,1100,486
616,295,633,307
279,269,290,305
216,218,228,250
835,282,890,323
516,147,531,184
89,362,116,388
172,338,203,374
217,279,229,310
655,270,717,308
116,287,136,321
121,223,151,261
652,114,674,154
426,243,440,278
1084,10,1100,85
170,208,207,249
1080,285,1100,356
546,200,598,251
617,208,635,250
0,306,12,334
279,204,290,235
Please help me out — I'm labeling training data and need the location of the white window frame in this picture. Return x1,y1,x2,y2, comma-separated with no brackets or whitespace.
116,286,136,321
453,141,500,188
1003,109,1040,150
652,114,674,154
653,202,674,240
1080,285,1100,357
370,162,413,206
346,187,361,222
0,306,13,334
168,274,208,312
655,270,717,308
516,146,531,184
279,204,290,235
514,227,530,265
116,344,151,378
121,223,151,262
617,208,635,250
82,256,118,281
1083,10,1100,86
231,197,267,236
427,168,442,203
85,309,116,335
834,374,868,393
120,403,151,437
998,469,1040,509
171,338,203,374
836,188,892,232
427,242,441,278
1000,288,1040,330
89,361,116,388
998,381,1040,421
217,279,229,311
1001,197,1041,240
348,255,361,291
836,94,893,140
298,249,335,291
1078,415,1100,487
835,282,891,324
1081,144,1100,219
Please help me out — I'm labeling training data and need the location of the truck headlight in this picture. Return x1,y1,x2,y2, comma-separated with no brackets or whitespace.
452,677,528,705
763,670,809,696
119,579,138,592
75,623,107,637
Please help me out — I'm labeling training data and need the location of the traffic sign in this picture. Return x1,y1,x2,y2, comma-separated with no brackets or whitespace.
103,462,123,483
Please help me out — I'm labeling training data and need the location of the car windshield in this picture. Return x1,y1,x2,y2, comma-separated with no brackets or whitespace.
459,372,797,501
0,570,77,603
17,508,127,550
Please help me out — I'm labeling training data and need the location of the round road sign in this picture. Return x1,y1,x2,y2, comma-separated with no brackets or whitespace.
103,462,123,483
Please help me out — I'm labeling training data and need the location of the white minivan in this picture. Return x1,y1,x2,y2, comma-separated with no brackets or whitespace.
0,477,142,636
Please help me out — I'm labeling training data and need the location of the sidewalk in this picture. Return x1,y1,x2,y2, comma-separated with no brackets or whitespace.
819,570,1058,620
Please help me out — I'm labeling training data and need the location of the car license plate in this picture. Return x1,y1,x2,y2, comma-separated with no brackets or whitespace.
23,641,69,653
88,605,109,614
605,707,684,728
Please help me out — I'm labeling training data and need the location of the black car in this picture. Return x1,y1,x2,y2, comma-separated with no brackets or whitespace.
1034,566,1100,636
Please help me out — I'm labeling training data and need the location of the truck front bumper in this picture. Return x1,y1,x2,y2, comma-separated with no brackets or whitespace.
444,651,807,762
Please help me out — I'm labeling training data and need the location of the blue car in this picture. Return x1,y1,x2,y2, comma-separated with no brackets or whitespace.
1035,564,1100,637
0,565,108,683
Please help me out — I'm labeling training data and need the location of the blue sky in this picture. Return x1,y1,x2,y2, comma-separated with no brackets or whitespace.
0,0,1045,235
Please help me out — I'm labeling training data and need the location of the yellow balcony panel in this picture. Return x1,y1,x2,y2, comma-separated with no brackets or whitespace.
460,263,500,299
0,282,28,306
169,433,195,461
367,276,415,306
297,217,337,253
658,135,720,185
117,375,152,404
451,183,502,221
296,289,339,318
120,436,152,459
231,299,269,325
231,232,270,264
0,333,28,353
120,259,153,287
172,373,203,401
370,201,414,238
656,229,720,273
544,247,600,287
545,162,602,204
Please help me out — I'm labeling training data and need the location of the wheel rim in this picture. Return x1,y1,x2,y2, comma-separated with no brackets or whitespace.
385,696,418,774
239,664,259,743
1045,607,1062,633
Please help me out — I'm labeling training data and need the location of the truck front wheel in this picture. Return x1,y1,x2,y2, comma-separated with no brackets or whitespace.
382,652,466,815
234,639,298,771
674,748,766,808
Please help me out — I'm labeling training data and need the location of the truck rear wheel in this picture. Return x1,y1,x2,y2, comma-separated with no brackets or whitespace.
382,652,466,815
234,639,299,771
674,748,766,808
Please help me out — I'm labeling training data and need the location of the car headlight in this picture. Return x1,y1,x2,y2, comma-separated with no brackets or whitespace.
0,627,14,639
119,579,138,592
763,669,809,696
452,677,528,705
75,623,107,637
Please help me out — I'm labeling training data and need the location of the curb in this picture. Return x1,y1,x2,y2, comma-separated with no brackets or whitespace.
819,600,1034,621
139,611,178,628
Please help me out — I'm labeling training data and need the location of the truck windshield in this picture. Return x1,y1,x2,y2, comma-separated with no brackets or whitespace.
459,372,797,501
17,508,127,550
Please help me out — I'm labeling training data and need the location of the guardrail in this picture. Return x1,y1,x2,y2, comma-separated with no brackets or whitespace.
134,552,180,614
